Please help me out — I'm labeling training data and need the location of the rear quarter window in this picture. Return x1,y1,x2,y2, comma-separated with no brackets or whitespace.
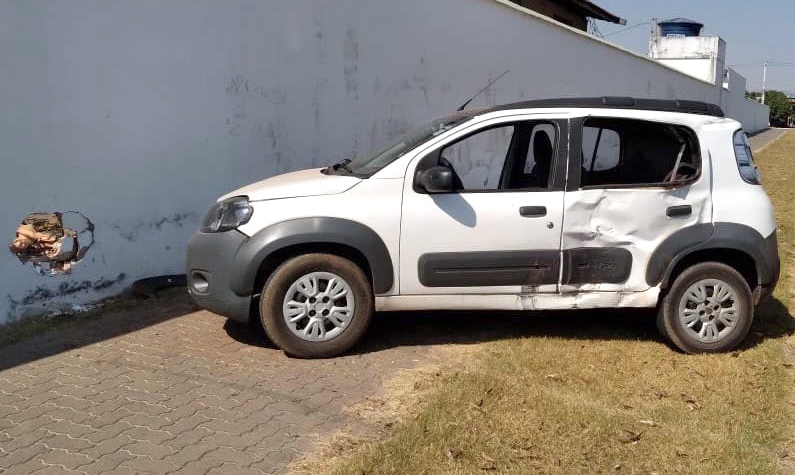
733,130,761,184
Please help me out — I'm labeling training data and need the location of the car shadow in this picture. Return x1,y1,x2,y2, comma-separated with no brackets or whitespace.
0,288,199,371
224,297,795,356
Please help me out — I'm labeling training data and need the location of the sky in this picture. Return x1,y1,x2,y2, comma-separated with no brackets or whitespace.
594,0,795,95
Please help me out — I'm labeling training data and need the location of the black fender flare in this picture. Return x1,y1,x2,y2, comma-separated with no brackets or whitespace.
646,223,779,288
230,217,394,296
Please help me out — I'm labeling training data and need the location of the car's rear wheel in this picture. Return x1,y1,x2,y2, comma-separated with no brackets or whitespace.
657,262,753,353
260,253,373,358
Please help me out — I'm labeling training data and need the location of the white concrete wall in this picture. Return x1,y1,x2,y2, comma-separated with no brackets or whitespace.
722,68,770,132
0,0,771,323
650,36,726,85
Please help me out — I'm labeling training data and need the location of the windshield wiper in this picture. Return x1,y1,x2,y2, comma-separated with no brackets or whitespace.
323,158,353,175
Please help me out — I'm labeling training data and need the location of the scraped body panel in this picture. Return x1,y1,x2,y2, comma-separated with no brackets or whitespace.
560,166,712,293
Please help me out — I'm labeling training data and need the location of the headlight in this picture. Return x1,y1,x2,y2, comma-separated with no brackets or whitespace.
200,196,253,233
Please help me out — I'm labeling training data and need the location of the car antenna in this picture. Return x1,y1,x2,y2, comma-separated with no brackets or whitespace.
457,70,510,111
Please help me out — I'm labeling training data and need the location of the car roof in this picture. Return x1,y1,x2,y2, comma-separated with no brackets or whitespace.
481,97,725,118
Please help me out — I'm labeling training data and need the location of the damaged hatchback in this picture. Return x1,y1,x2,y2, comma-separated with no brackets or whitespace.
188,97,779,358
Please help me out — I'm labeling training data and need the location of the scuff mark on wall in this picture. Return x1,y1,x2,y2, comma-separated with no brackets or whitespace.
112,212,197,242
6,272,126,321
343,28,360,99
226,75,249,95
266,122,287,175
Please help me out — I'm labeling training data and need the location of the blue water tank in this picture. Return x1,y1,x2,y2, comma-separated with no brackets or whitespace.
659,18,703,37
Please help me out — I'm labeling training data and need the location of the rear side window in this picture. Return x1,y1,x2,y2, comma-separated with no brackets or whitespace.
582,127,621,172
579,118,701,188
733,130,761,184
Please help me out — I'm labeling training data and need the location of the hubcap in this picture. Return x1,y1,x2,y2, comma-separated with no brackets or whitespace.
678,278,740,343
282,271,355,342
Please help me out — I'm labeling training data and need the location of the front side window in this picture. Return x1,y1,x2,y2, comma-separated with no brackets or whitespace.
580,118,700,188
435,121,557,191
441,125,514,190
733,130,761,184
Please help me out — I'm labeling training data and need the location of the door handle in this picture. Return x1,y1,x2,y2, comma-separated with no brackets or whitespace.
519,206,547,218
666,205,692,217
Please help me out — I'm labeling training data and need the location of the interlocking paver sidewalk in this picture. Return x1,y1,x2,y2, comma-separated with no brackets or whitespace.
0,293,443,474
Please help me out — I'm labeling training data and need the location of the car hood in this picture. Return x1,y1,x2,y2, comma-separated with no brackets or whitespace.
218,168,362,202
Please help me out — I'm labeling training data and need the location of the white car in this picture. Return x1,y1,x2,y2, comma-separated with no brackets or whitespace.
187,97,779,358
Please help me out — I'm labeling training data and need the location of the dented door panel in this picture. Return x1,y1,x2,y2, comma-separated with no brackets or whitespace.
560,165,712,293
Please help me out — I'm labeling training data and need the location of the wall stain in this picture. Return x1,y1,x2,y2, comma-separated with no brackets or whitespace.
113,212,197,242
6,273,127,318
266,122,287,175
343,28,360,99
226,75,249,95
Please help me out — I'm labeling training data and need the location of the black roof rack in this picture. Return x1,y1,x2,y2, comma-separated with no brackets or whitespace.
484,97,724,117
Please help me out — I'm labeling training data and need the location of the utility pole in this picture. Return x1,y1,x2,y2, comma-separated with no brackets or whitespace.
761,61,768,104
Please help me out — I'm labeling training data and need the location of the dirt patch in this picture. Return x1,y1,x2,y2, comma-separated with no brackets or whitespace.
290,343,483,475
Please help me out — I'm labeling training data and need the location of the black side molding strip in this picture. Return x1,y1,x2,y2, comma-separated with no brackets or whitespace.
561,248,632,285
418,250,560,287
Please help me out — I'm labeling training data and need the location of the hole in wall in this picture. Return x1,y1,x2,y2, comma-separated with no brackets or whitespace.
9,211,95,275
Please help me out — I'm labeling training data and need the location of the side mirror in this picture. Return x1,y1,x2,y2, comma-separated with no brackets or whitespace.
416,166,454,193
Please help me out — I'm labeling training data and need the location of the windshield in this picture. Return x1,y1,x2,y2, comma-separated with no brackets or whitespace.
326,112,474,177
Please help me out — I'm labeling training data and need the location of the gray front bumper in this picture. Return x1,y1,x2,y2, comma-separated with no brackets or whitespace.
186,230,252,323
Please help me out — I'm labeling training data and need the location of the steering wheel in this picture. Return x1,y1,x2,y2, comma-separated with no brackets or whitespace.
665,163,698,182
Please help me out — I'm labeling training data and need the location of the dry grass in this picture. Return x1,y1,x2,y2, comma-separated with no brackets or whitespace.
303,131,795,475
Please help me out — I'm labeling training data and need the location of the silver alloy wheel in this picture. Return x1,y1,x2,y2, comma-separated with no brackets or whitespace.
282,271,355,342
677,278,740,343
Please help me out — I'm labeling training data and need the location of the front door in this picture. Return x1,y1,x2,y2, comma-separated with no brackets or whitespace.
399,116,567,295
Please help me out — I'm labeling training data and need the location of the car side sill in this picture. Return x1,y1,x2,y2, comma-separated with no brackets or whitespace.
375,289,660,312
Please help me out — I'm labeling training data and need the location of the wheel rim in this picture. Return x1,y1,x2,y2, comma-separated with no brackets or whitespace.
677,278,740,343
282,271,355,342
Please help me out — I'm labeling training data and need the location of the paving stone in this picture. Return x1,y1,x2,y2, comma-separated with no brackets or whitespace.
118,455,179,474
78,450,137,474
123,425,175,444
0,443,49,469
124,441,177,459
82,434,135,458
38,448,93,470
169,459,224,475
207,462,265,475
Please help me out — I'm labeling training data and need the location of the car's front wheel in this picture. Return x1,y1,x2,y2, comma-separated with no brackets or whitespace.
260,253,373,358
657,262,754,353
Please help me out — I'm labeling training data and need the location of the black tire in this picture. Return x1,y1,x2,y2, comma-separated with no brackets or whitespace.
657,262,753,353
260,253,373,358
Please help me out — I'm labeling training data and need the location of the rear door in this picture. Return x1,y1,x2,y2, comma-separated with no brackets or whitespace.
560,115,712,293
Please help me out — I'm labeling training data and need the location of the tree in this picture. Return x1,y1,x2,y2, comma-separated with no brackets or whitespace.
746,91,761,101
763,90,793,126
